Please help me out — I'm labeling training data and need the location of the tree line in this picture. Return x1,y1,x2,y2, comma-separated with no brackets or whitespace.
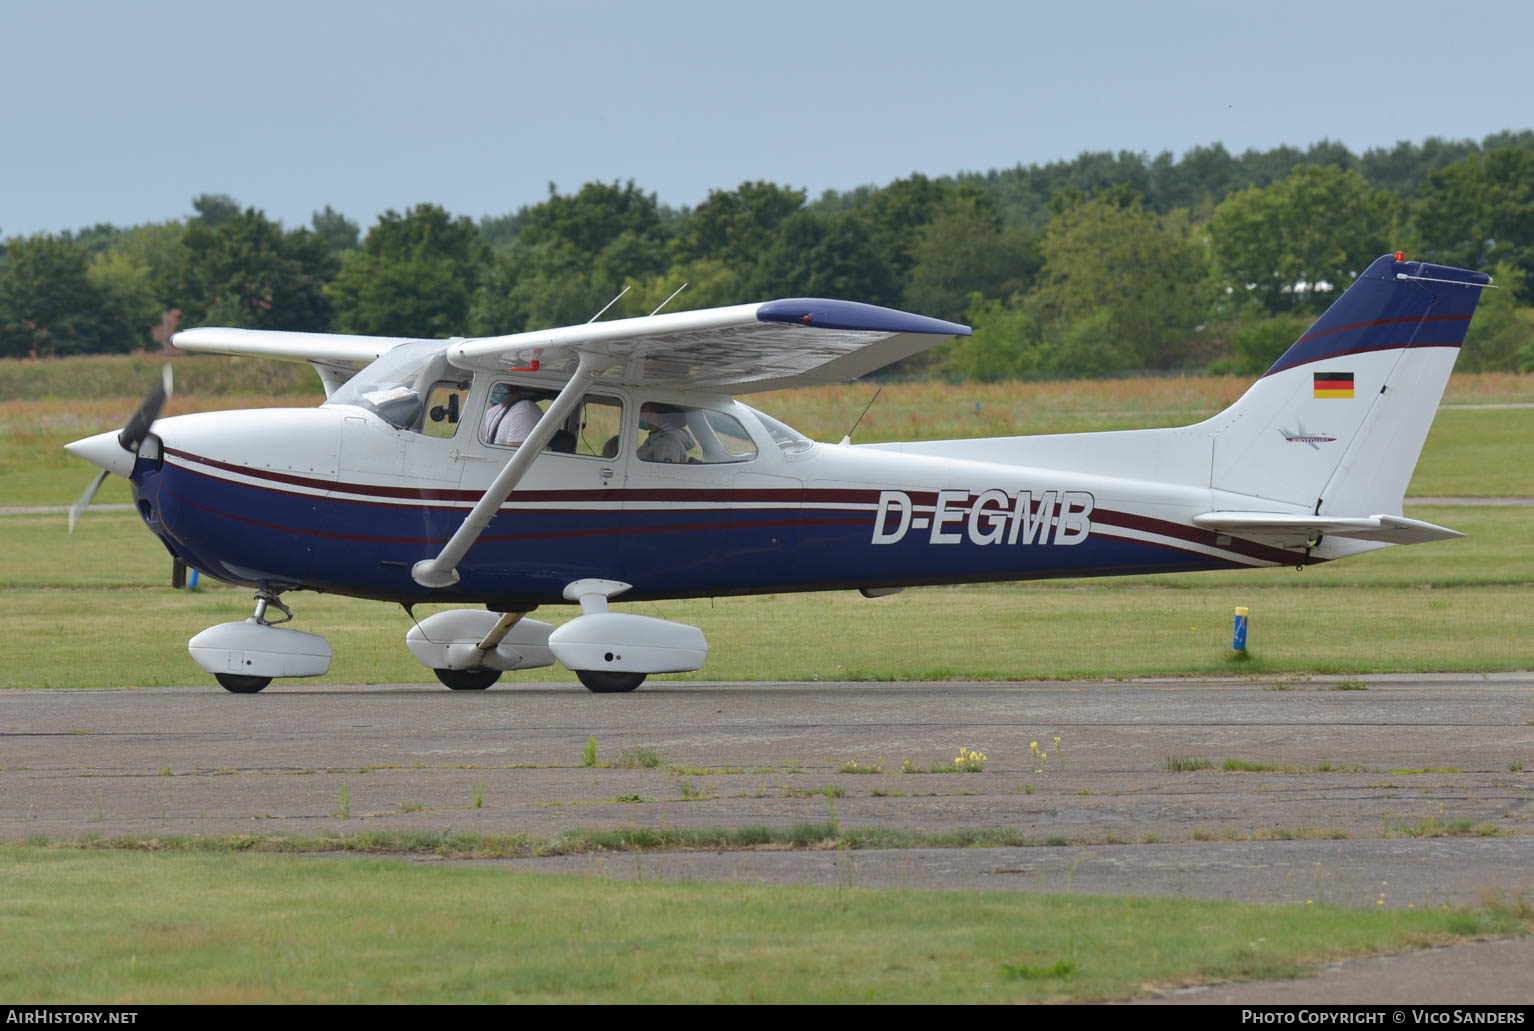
2,131,1531,379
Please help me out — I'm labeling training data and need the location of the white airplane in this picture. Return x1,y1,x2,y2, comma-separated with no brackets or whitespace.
65,254,1488,693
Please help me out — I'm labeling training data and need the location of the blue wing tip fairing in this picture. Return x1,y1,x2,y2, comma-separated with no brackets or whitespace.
757,298,972,337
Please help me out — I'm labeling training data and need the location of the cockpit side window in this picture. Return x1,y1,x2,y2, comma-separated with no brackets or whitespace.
480,381,623,458
635,402,758,465
481,382,551,447
422,382,468,438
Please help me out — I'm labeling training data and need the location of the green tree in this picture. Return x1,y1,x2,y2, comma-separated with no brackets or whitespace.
1208,165,1400,315
516,180,669,263
938,296,1128,382
747,211,899,308
311,205,360,253
468,240,610,336
1413,149,1534,302
87,249,160,349
936,295,1045,382
1359,136,1479,196
1207,315,1316,376
1457,263,1530,371
675,181,805,266
329,204,489,338
850,174,990,282
478,209,532,253
903,196,1040,322
623,258,744,317
1031,193,1208,370
191,193,241,230
0,233,138,357
73,222,123,257
468,182,674,333
169,208,337,331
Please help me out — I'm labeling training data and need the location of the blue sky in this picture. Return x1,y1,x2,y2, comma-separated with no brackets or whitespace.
4,0,1531,237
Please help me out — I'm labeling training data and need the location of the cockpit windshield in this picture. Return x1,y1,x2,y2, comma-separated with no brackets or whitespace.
739,404,815,454
324,340,454,431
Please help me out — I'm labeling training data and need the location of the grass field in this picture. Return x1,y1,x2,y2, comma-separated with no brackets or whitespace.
0,845,1525,1003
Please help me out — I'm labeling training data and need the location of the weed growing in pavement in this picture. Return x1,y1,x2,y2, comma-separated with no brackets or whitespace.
954,747,987,773
612,746,664,769
1165,755,1216,772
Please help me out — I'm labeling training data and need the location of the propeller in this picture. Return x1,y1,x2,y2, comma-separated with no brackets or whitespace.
67,364,173,532
67,469,110,534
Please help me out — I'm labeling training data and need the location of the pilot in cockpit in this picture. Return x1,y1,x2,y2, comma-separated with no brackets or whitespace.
636,403,694,463
482,383,542,446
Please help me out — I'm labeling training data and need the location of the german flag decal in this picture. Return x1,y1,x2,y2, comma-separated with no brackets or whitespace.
1313,371,1354,399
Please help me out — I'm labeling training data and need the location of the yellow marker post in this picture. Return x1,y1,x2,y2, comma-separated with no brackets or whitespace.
1233,606,1249,651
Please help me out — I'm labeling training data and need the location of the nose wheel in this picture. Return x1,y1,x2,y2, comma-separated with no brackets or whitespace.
192,590,330,694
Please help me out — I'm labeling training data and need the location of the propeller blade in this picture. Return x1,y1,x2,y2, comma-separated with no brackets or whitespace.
68,469,110,534
118,363,173,453
70,364,172,532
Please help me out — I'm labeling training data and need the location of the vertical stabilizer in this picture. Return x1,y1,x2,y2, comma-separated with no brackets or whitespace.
1207,254,1488,514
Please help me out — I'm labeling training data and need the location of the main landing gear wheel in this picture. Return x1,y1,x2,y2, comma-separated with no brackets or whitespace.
434,668,502,691
575,670,646,693
215,673,272,694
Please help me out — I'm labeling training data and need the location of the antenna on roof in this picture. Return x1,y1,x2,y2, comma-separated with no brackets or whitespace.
649,282,688,316
839,386,882,446
586,285,631,323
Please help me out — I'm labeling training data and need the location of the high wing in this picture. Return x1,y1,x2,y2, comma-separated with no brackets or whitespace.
173,299,971,396
172,327,433,397
446,299,970,393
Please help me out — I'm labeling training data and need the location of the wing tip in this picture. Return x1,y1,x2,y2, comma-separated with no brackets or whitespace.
757,298,971,337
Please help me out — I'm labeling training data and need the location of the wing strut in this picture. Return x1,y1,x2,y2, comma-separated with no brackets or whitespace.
411,351,614,588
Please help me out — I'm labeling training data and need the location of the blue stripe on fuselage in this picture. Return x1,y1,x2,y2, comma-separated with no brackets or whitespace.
135,461,1243,604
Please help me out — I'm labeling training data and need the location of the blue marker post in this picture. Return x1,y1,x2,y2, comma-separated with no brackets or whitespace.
1232,606,1249,652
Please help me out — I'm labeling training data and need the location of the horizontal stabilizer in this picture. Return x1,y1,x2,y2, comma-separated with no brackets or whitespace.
1192,512,1464,548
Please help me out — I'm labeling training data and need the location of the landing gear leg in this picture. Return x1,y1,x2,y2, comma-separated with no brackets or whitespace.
252,591,293,626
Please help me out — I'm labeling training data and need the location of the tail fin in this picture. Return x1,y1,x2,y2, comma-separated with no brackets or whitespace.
1207,254,1489,515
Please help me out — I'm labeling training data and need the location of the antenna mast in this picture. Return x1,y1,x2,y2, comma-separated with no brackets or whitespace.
838,386,882,446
